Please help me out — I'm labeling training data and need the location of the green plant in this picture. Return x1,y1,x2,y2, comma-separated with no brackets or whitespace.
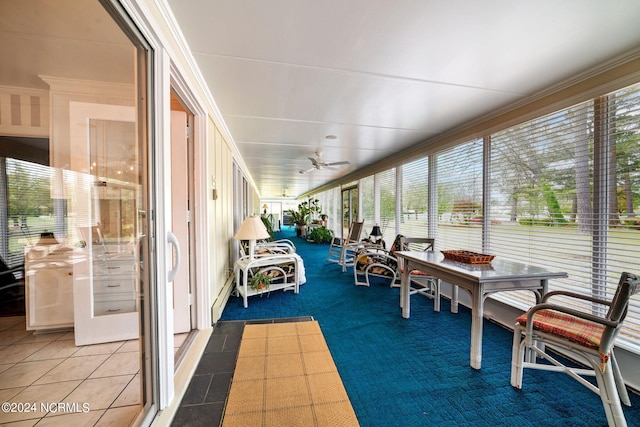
249,271,271,292
288,202,310,226
288,198,324,226
260,214,275,240
307,226,333,243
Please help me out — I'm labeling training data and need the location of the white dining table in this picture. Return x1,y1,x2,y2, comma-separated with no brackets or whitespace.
395,251,568,369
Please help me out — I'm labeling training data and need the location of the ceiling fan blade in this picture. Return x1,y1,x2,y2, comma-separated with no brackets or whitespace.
299,168,315,174
308,157,319,165
326,161,350,166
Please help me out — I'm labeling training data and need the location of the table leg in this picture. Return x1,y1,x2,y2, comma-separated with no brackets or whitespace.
469,287,483,369
451,284,459,313
401,261,411,318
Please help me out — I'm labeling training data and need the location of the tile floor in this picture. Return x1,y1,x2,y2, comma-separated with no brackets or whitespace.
171,317,314,427
0,315,189,426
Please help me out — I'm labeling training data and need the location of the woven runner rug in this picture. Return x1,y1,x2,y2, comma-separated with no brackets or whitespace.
221,320,359,426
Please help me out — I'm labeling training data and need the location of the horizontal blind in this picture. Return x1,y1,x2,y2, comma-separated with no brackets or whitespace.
606,84,640,348
488,83,640,350
489,101,594,308
435,139,483,253
378,169,397,244
400,157,429,238
359,175,375,236
5,158,57,267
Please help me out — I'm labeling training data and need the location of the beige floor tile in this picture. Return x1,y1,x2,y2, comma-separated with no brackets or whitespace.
73,342,124,357
10,380,82,406
0,386,25,402
0,316,24,331
116,339,140,353
24,339,80,361
0,362,15,374
0,419,39,427
7,319,29,331
0,359,63,389
54,331,75,341
64,375,133,410
95,404,141,427
38,409,105,426
89,352,140,379
33,354,110,385
0,328,32,346
0,342,49,364
15,331,70,344
111,374,141,407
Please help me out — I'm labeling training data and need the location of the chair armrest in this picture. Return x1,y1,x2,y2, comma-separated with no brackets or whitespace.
542,290,612,308
523,302,619,344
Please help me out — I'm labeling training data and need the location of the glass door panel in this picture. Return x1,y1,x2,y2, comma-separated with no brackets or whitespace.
69,102,140,345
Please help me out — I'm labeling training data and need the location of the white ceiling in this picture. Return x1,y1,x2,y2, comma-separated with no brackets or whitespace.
166,0,640,199
2,1,640,201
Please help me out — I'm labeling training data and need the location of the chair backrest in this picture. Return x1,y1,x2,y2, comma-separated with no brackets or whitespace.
347,221,364,242
600,272,640,352
400,237,434,252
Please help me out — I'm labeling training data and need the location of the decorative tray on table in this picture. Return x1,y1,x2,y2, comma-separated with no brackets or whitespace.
441,250,495,264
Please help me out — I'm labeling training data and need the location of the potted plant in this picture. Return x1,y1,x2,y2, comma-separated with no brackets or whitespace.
307,226,333,243
288,202,310,237
260,214,275,241
249,271,271,293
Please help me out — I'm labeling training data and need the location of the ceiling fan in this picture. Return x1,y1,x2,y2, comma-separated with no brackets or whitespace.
299,150,350,174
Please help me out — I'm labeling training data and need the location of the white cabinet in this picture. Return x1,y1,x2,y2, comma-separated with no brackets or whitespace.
91,249,138,317
25,250,76,331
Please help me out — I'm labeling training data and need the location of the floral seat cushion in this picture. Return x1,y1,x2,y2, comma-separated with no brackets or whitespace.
250,262,295,284
355,254,397,277
517,309,609,364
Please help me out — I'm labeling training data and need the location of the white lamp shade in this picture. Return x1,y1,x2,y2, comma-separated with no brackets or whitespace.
234,215,270,240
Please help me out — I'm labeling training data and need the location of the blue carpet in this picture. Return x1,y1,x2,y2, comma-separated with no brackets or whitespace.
221,227,640,426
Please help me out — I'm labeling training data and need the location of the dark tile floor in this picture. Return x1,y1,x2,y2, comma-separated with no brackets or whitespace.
171,316,314,427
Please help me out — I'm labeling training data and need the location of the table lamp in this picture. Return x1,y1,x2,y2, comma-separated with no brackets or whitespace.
370,225,382,244
234,215,270,260
36,232,60,246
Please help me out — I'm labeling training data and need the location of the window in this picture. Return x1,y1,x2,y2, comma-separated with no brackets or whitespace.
399,157,429,238
436,139,483,252
488,85,640,349
377,168,397,243
359,175,375,234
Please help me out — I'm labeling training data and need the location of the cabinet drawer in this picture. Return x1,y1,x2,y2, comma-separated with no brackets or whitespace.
93,276,136,294
94,299,137,316
93,262,134,276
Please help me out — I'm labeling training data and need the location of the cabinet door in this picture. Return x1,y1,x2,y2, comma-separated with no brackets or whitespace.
25,258,74,330
69,101,140,346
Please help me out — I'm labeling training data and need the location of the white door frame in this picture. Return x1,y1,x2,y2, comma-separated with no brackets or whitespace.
115,0,211,412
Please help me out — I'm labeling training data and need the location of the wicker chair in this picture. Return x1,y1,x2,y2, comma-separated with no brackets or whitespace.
399,236,440,312
511,272,640,427
327,221,364,271
353,235,440,312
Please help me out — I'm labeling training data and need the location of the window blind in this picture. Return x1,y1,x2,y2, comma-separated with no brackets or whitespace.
377,168,397,243
359,175,375,236
399,157,429,238
489,84,640,350
5,158,57,267
435,139,484,253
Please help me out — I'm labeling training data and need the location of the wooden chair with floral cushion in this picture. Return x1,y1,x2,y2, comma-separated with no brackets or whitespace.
510,271,640,427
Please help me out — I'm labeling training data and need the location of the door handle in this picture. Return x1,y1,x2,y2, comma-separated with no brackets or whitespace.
167,231,181,282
